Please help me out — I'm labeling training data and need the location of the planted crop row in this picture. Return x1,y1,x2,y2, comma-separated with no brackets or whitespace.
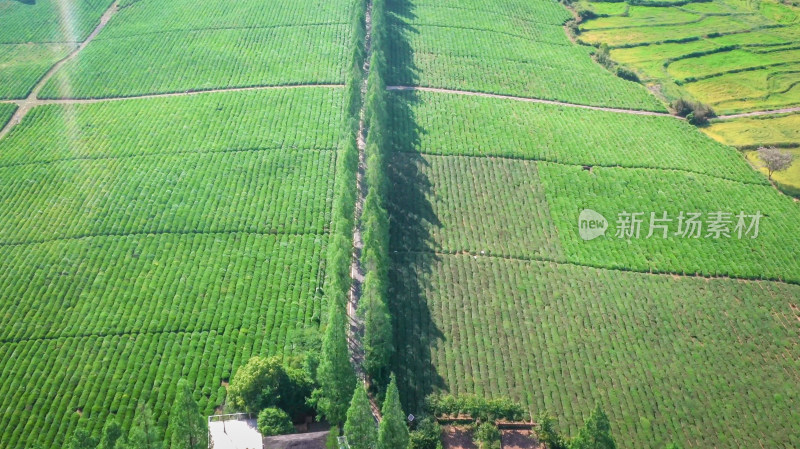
0,44,75,99
390,253,800,448
704,113,800,148
0,327,320,449
0,233,325,343
538,162,800,283
387,0,665,110
414,0,572,25
0,88,345,166
103,0,354,39
40,25,351,99
388,153,565,261
388,91,764,184
0,148,335,244
0,103,16,129
0,0,113,44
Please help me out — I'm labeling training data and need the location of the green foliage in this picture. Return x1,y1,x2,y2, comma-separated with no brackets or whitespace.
125,404,162,449
536,413,569,449
257,408,295,437
0,0,113,43
344,386,378,449
473,422,501,449
66,421,98,449
314,302,358,426
377,375,410,449
409,417,443,449
228,356,314,419
426,395,526,422
167,379,208,449
570,406,617,449
99,418,123,449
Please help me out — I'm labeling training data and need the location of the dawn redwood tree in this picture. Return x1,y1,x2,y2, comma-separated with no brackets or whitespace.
758,146,794,180
344,386,377,449
361,270,393,385
66,421,97,449
125,403,162,449
98,417,122,449
377,374,409,449
570,405,616,449
167,379,208,449
314,301,357,426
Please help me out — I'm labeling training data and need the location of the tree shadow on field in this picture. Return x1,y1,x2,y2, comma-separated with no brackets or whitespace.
12,0,36,5
385,0,447,414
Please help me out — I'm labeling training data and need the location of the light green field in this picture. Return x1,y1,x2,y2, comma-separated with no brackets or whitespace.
704,113,800,147
0,0,113,43
0,43,75,99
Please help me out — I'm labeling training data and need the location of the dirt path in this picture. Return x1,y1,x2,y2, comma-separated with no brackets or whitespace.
386,86,681,117
0,2,120,141
716,106,800,120
347,0,382,423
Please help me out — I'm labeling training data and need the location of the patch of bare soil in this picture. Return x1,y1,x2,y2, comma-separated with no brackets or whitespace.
501,429,545,449
443,426,477,449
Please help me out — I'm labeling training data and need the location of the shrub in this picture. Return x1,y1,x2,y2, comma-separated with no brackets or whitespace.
615,66,639,82
409,417,443,449
473,422,501,449
257,408,294,437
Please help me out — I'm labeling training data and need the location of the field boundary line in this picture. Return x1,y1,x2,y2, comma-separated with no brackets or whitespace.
0,146,337,171
0,1,120,141
401,150,768,186
0,229,327,248
387,86,677,117
716,107,800,120
399,249,800,287
1,84,345,108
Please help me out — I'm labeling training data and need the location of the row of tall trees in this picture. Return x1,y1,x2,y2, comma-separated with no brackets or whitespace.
344,375,409,449
67,380,206,449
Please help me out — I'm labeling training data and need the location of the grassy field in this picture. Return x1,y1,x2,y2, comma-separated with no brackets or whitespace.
387,0,665,110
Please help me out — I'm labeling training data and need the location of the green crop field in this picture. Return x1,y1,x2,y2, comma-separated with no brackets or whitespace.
0,88,346,448
0,0,113,43
0,43,75,99
390,254,800,448
387,0,665,110
0,103,15,127
39,0,355,98
2,0,800,447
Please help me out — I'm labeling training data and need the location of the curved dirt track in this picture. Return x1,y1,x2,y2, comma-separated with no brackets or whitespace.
717,106,800,120
386,85,681,117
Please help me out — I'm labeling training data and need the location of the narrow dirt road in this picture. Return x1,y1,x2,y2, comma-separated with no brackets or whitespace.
348,0,383,423
717,107,800,120
0,1,120,141
387,85,682,117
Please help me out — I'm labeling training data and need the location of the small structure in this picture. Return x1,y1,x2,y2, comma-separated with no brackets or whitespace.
209,413,263,449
